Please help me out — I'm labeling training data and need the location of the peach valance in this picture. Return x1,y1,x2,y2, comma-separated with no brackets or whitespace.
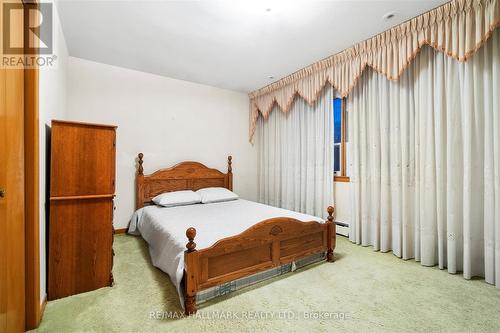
249,0,500,141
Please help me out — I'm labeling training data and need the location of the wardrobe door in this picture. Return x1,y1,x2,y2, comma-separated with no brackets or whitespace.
48,198,113,300
50,123,116,197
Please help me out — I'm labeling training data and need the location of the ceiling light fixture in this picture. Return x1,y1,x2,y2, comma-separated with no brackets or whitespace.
383,12,396,20
265,8,272,12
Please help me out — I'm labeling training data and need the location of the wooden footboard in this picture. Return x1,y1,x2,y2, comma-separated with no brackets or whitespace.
183,206,336,314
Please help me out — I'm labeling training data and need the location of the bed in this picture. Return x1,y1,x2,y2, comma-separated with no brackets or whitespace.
130,153,336,314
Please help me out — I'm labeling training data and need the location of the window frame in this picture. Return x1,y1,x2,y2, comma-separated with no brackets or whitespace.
334,97,350,183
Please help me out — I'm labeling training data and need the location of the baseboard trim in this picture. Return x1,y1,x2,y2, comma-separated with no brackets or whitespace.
40,294,47,324
114,228,128,234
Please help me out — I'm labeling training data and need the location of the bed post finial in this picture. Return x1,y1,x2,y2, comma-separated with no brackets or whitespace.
184,227,197,315
227,156,233,191
326,206,335,262
138,153,144,175
327,206,334,222
186,227,197,252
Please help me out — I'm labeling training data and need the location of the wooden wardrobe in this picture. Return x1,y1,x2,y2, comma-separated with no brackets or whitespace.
48,120,116,300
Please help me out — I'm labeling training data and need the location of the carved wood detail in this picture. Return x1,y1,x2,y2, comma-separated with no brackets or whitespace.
269,225,283,236
135,154,233,209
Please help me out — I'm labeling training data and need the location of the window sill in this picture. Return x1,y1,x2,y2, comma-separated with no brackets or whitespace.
334,176,350,183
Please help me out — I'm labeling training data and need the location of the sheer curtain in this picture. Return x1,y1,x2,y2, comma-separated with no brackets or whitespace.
256,87,333,218
349,30,500,287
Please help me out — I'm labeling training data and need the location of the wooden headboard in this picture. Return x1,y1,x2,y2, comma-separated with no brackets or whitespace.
135,153,233,209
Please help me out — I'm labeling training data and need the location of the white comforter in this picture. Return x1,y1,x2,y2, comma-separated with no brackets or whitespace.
128,199,323,306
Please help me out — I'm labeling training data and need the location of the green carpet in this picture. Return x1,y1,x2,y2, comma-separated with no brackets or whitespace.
33,235,500,333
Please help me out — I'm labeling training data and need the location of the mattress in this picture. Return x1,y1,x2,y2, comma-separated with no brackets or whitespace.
128,199,323,307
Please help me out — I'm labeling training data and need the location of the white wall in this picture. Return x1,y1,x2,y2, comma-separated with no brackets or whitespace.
66,57,257,229
39,1,68,303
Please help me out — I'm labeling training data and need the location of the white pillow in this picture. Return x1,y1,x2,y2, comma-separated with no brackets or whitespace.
197,187,239,204
152,190,201,207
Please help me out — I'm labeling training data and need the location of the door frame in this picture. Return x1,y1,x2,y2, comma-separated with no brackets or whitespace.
24,57,40,331
23,0,41,330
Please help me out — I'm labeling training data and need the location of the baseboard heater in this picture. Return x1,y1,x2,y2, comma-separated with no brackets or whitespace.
335,221,349,238
335,221,348,228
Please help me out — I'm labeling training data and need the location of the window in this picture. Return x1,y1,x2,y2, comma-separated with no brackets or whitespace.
333,98,349,182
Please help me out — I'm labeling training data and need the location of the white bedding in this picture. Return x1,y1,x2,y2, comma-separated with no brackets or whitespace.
128,199,323,307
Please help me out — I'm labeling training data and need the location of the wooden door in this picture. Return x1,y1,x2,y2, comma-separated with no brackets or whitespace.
0,0,26,331
50,122,116,197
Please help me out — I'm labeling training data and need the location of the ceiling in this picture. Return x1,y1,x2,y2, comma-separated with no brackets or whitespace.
57,0,449,93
